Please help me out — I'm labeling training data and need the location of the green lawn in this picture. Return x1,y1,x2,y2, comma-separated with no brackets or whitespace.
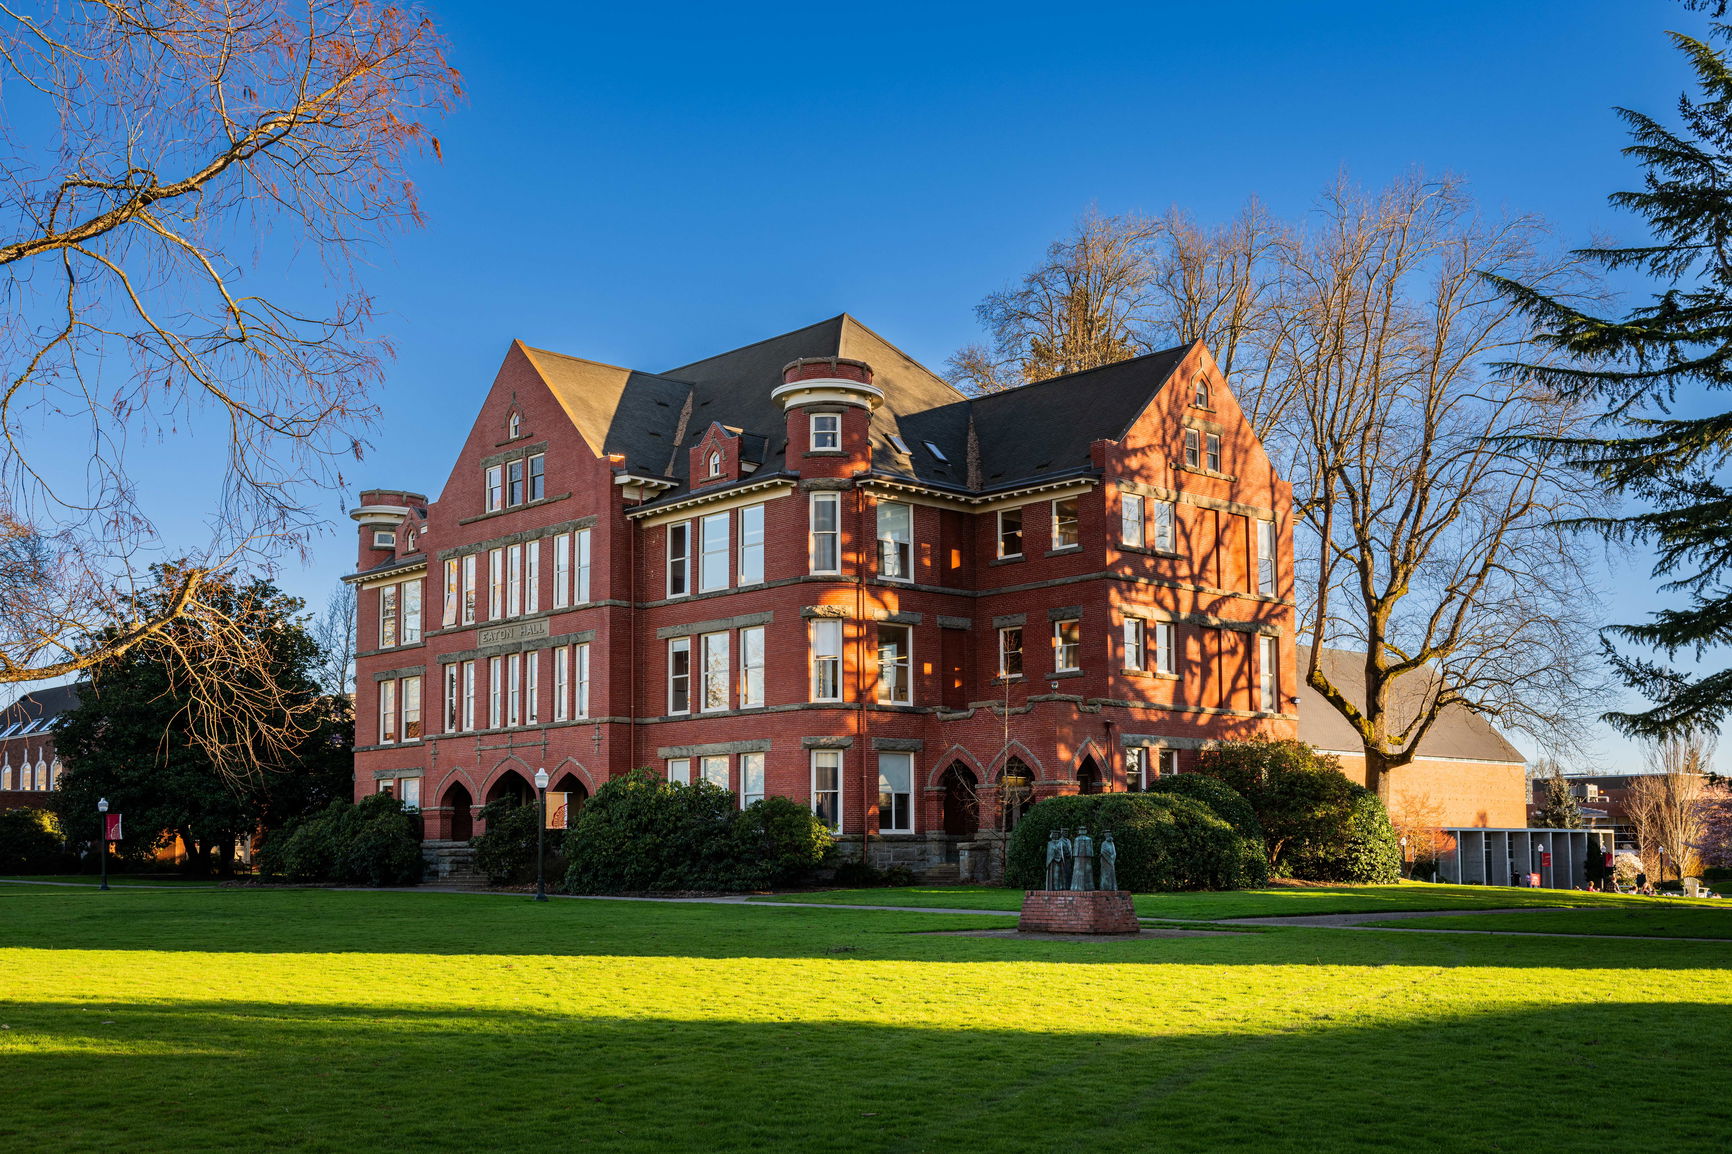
1370,906,1732,939
3,887,1730,1151
751,880,1723,919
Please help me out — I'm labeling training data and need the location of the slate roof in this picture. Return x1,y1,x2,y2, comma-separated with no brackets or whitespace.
511,315,1195,505
1296,647,1526,765
0,682,83,740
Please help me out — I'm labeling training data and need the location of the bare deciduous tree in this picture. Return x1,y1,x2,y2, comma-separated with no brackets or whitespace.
309,584,357,698
1631,730,1716,879
0,1,458,697
946,208,1161,394
953,175,1610,798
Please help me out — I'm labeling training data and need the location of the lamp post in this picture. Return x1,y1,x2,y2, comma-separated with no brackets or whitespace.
1657,844,1668,885
533,768,550,902
96,797,110,891
1400,835,1409,880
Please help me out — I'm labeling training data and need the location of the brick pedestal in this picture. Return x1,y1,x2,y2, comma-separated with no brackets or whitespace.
1018,889,1140,934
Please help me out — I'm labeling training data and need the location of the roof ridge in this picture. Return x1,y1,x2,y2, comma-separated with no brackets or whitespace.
972,343,1193,400
517,341,695,385
660,315,846,375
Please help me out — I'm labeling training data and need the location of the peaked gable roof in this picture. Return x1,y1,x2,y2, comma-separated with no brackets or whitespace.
1297,647,1525,765
515,343,691,477
0,682,84,738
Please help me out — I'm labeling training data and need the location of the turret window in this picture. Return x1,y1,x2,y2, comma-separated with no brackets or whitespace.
810,413,841,451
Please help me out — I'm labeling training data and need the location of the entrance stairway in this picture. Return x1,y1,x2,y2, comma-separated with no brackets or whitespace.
421,840,488,888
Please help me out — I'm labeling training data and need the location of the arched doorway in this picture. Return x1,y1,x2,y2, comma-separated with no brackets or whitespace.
486,769,534,807
999,757,1034,830
442,782,474,842
940,763,979,837
1077,756,1103,795
550,773,590,829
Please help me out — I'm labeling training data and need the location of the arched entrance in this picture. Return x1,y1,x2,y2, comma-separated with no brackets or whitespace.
486,769,534,807
550,773,590,828
940,763,979,837
1077,756,1103,795
442,781,474,842
998,757,1034,830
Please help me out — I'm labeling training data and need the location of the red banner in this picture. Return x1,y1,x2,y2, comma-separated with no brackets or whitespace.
103,813,123,841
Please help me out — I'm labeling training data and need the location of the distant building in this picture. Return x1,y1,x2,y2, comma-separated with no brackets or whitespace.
346,315,1299,873
1530,772,1711,850
0,683,79,812
1297,648,1528,829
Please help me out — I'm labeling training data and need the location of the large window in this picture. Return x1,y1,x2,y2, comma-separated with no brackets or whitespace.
1153,500,1175,553
525,652,539,725
461,555,478,624
739,504,765,585
700,513,730,593
507,544,523,618
1183,428,1200,469
553,533,571,608
666,758,691,785
1154,622,1176,676
507,654,522,727
462,660,477,730
507,458,525,507
877,500,912,580
379,679,398,744
811,750,842,831
488,549,505,620
401,675,422,740
574,642,591,718
403,578,422,643
527,453,545,501
524,541,540,614
1120,493,1144,547
668,638,692,714
701,755,729,789
575,527,592,603
877,624,911,704
1125,746,1148,792
811,619,843,701
1257,519,1277,596
553,646,569,722
997,507,1023,559
740,752,766,808
998,627,1023,678
489,657,504,728
443,560,459,626
1260,635,1278,712
444,664,459,732
1053,618,1081,672
878,752,913,833
1123,618,1145,671
485,464,503,512
740,626,765,708
1052,496,1079,550
668,521,691,597
700,631,730,712
810,493,841,574
379,584,399,648
810,412,841,450
1206,433,1222,473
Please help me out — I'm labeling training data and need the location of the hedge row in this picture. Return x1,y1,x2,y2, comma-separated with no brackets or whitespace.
1005,792,1268,892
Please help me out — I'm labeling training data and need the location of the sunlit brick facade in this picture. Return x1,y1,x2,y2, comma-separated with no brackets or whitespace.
347,316,1297,870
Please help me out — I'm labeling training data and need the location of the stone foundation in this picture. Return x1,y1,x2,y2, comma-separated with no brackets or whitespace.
1018,889,1140,934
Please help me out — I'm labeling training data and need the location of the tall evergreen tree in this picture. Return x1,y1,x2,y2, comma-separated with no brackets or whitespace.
1534,768,1587,830
1491,1,1732,739
52,564,352,875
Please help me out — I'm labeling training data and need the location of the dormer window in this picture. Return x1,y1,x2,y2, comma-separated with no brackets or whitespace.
373,530,396,549
1194,378,1211,408
708,450,722,478
508,412,522,439
810,413,841,451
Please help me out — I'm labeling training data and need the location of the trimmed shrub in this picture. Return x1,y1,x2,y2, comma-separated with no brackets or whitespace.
1145,774,1264,843
1285,787,1402,883
1005,793,1267,892
563,770,834,894
257,793,423,886
0,807,68,873
472,798,565,886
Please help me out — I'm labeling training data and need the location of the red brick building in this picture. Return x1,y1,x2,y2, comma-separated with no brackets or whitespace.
347,315,1297,872
0,684,77,813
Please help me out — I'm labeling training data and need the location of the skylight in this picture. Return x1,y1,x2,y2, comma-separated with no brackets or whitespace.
887,433,912,455
925,441,949,463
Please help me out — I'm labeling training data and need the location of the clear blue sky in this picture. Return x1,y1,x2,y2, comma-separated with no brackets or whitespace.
153,0,1717,770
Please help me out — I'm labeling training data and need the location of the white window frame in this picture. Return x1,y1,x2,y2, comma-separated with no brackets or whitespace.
525,540,540,614
444,663,459,732
507,544,523,618
1052,496,1079,550
1257,519,1277,596
668,637,692,715
1184,428,1200,469
740,752,766,808
707,449,722,478
997,507,1024,559
1260,634,1278,712
461,554,478,625
876,623,912,705
462,660,477,731
1120,493,1144,548
507,653,522,727
401,675,422,741
667,521,691,598
525,651,540,725
575,527,592,603
488,548,505,620
1206,432,1222,473
738,503,765,585
574,642,591,718
810,492,841,574
507,458,525,507
485,464,503,512
877,500,913,581
379,583,399,648
700,754,729,790
1053,618,1081,673
553,533,571,608
739,625,765,709
877,751,914,834
1159,749,1181,776
488,656,503,729
527,453,545,501
666,758,691,785
1154,621,1176,676
810,412,841,450
700,630,730,712
553,646,569,723
811,749,843,831
1153,500,1175,553
379,679,398,744
443,559,459,626
1123,617,1145,671
699,512,730,593
811,619,843,702
998,626,1023,679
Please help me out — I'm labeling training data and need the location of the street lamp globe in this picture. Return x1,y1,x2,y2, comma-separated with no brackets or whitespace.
534,768,550,790
97,797,109,813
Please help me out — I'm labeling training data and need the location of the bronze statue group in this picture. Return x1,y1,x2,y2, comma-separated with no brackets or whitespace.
1043,827,1120,892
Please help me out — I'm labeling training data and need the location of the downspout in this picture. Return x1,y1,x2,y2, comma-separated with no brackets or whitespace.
855,480,871,869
